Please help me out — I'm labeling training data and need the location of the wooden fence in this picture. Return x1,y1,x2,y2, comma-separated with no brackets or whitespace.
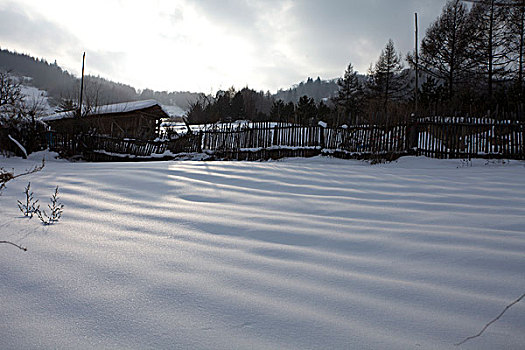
47,132,201,161
15,117,524,161
202,122,323,151
416,117,524,159
324,124,408,154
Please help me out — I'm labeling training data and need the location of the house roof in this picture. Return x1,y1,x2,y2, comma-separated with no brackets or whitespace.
40,100,169,122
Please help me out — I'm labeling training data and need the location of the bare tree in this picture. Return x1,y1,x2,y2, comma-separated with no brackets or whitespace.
1,71,50,155
81,76,106,116
468,0,513,101
412,0,475,99
506,0,525,94
0,70,23,113
53,75,106,119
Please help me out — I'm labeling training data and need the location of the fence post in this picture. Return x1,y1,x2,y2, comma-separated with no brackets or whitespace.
407,113,418,154
320,125,325,149
198,130,203,153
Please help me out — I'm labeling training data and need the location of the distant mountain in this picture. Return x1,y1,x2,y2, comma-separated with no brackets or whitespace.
274,77,339,104
0,48,201,116
0,49,79,105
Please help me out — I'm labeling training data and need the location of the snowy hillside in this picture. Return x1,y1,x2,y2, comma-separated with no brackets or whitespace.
1,155,524,349
19,84,54,115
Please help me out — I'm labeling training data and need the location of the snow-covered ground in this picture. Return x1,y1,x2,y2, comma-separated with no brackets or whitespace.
1,154,524,349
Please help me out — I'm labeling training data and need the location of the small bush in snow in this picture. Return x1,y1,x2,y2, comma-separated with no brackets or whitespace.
485,159,509,166
37,186,64,225
0,168,14,194
17,182,39,218
457,159,472,168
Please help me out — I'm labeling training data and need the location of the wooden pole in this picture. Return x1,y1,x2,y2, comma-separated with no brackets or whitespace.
78,52,85,118
415,13,419,116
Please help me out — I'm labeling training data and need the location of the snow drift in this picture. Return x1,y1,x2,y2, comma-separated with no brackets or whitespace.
1,154,524,349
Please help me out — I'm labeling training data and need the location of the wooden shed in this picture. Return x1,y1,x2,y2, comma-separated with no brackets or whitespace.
40,100,169,139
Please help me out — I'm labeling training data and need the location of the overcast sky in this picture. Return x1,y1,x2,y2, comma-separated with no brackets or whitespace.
0,0,446,93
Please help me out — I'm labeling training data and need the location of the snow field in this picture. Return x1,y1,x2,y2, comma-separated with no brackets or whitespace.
1,154,524,349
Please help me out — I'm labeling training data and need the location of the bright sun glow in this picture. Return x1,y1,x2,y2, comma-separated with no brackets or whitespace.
5,0,282,92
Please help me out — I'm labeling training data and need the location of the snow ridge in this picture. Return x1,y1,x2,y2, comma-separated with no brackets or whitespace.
0,155,524,349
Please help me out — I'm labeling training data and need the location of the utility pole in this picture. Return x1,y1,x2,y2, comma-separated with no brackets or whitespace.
78,52,85,118
513,0,525,97
415,12,419,116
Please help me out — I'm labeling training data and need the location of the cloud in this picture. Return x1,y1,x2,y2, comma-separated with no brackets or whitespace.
0,0,448,93
169,8,184,25
85,50,128,78
182,0,307,88
189,0,259,29
0,2,77,57
179,0,446,88
0,1,129,81
275,0,446,76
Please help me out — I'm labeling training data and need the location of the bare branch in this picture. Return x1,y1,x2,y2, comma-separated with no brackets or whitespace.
11,158,45,181
0,240,27,251
1,158,44,196
462,0,525,7
455,292,525,346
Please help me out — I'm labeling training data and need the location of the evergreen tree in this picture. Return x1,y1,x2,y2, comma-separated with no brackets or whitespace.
332,63,363,124
230,92,245,120
317,100,332,124
270,100,286,122
213,90,232,122
273,77,339,104
283,102,295,123
238,87,273,121
296,95,317,125
367,39,409,114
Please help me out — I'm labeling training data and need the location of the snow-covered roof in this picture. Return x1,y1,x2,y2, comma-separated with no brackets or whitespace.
40,100,168,122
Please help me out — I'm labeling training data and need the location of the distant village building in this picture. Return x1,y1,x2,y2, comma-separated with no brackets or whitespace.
40,100,169,139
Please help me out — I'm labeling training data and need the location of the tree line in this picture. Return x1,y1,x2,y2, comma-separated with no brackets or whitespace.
340,0,525,123
188,0,525,126
274,77,339,104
